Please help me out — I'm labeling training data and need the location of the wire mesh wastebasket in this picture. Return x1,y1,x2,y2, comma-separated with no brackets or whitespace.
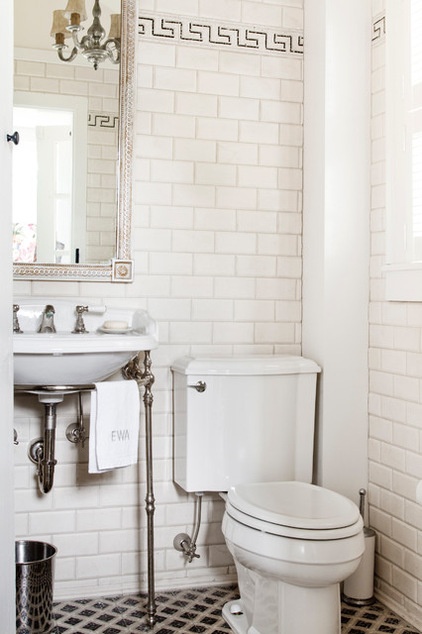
16,540,57,634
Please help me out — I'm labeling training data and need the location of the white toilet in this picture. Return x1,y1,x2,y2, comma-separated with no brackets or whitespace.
171,355,364,634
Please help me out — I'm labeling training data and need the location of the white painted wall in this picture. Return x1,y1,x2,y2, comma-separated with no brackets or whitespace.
302,0,371,502
0,0,17,628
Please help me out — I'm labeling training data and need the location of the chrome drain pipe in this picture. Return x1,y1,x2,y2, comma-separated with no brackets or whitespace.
28,402,58,494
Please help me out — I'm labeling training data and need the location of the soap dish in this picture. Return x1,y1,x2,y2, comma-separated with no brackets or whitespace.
98,326,133,334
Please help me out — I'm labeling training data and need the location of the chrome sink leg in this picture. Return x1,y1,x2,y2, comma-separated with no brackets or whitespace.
123,351,156,628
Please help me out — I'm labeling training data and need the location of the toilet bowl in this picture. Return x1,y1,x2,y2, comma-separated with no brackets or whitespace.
221,481,364,634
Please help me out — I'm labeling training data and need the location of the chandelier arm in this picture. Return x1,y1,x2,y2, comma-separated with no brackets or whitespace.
104,38,121,64
57,46,79,63
70,30,89,52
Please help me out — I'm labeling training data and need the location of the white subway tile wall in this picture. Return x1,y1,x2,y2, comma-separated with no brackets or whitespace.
369,0,422,629
13,1,304,600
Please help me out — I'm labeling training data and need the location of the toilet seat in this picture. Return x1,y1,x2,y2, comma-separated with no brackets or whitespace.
226,481,362,540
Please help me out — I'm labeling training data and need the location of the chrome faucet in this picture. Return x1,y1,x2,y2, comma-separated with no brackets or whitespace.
38,305,56,333
13,304,23,333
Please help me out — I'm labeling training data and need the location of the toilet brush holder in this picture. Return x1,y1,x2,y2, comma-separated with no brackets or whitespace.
342,526,376,606
343,488,376,606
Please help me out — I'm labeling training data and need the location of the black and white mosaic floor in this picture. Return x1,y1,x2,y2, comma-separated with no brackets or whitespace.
49,584,421,634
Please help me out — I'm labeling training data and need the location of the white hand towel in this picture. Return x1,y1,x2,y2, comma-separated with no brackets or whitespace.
89,380,140,473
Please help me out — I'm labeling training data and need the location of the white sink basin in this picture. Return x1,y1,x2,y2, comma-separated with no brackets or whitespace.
13,299,158,387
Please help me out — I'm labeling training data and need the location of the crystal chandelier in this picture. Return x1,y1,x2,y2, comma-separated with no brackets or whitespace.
50,0,121,71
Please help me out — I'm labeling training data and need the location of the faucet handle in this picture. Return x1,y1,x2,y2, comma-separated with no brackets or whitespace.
13,304,23,333
73,305,89,334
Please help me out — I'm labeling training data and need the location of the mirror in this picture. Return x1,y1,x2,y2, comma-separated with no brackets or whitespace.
12,0,135,282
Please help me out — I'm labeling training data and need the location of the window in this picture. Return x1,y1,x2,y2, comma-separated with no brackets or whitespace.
384,0,422,299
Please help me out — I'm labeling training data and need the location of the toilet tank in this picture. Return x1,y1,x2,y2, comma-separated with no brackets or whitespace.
171,355,321,493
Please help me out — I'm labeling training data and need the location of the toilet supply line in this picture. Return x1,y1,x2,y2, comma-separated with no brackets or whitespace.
173,492,203,563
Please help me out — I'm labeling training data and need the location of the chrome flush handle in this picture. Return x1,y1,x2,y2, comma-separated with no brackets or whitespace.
188,381,207,393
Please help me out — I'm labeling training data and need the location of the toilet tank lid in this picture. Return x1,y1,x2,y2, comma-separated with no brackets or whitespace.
171,355,321,376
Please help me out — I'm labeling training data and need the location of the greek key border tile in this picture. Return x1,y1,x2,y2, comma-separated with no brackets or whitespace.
138,14,304,56
88,112,119,129
139,12,386,54
372,13,386,43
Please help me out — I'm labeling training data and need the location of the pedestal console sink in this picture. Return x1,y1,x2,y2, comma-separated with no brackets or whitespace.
13,299,158,387
13,299,159,625
13,297,158,495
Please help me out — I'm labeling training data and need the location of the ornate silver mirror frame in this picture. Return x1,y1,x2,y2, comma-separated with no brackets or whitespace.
13,0,136,283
